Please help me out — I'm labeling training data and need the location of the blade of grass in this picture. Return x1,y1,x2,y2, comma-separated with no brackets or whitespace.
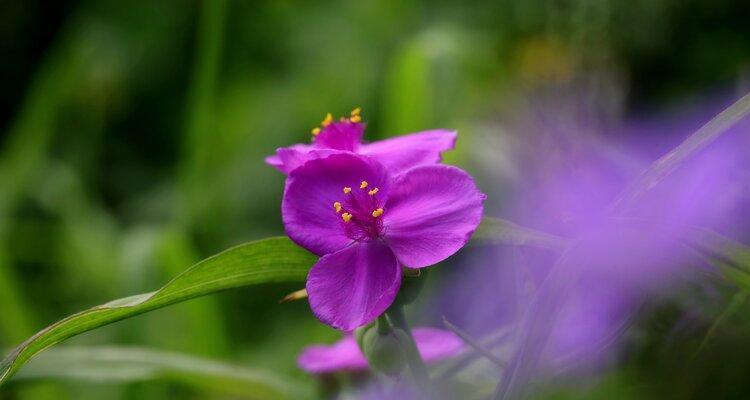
14,345,308,399
473,217,569,252
0,237,316,386
611,92,750,214
179,0,227,225
442,317,507,368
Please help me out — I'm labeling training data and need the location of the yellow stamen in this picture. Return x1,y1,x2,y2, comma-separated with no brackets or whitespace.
372,208,384,218
350,115,362,123
360,181,369,189
333,202,342,213
368,188,379,196
321,113,333,127
311,127,321,136
351,107,361,116
342,212,352,222
343,187,352,194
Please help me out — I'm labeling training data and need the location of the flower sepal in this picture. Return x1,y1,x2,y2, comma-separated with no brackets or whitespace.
392,268,428,307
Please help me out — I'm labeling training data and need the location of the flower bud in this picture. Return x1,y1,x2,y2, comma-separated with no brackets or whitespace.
354,321,375,351
361,326,409,375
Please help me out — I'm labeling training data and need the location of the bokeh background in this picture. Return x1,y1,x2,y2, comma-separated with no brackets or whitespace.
1,0,750,399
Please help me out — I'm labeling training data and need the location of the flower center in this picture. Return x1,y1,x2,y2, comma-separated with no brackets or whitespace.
333,179,384,241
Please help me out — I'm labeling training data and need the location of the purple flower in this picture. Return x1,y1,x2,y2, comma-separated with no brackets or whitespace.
283,153,485,330
297,327,464,374
266,108,457,174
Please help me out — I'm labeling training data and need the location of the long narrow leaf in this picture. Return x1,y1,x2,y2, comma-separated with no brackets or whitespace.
0,237,316,386
474,217,569,252
15,345,306,399
612,92,750,214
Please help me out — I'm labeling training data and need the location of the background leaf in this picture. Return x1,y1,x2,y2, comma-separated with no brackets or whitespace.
14,345,307,399
0,237,316,386
474,217,569,252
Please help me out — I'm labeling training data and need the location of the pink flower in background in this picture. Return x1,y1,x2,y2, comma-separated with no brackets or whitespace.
282,153,484,330
298,327,464,374
265,108,457,174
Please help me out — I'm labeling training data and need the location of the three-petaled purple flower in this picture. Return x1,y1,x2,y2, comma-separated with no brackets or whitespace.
266,108,456,175
282,152,485,330
298,327,464,373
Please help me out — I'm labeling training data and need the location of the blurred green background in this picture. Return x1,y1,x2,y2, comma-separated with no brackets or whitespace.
1,0,749,399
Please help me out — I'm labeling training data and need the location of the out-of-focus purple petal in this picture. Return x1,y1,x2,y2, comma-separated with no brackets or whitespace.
306,241,401,331
297,333,369,373
411,327,465,363
359,130,457,174
313,120,364,151
383,165,485,268
297,328,464,374
282,153,390,255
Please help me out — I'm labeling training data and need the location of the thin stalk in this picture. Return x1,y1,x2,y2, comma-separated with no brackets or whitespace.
385,306,433,393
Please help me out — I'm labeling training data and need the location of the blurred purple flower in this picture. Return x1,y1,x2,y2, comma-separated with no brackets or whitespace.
433,91,750,397
298,327,464,374
283,153,485,330
265,109,456,174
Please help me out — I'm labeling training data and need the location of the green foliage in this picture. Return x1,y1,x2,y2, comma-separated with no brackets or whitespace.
15,345,307,399
0,237,316,387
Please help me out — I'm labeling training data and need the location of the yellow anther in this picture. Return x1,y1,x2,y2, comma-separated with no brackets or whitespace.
368,188,379,196
311,127,321,136
360,181,369,189
350,115,362,123
322,113,333,127
372,208,384,218
351,107,361,116
342,212,352,222
333,202,342,213
343,187,352,194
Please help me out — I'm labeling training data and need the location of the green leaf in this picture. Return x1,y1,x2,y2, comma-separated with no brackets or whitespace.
0,237,316,387
14,345,308,399
679,226,750,289
612,92,750,214
473,217,569,252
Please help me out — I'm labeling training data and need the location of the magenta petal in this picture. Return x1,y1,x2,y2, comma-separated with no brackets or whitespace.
412,327,465,363
359,130,457,174
297,334,369,373
306,241,401,330
313,121,364,151
383,165,485,268
275,147,343,174
282,153,390,255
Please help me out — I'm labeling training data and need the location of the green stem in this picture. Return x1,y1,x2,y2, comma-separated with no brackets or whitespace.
376,314,392,335
385,306,433,392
